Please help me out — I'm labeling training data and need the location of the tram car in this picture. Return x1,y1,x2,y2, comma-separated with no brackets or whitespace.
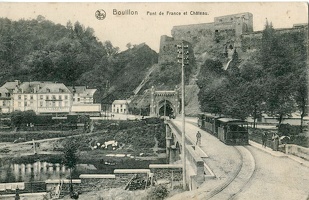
197,113,249,145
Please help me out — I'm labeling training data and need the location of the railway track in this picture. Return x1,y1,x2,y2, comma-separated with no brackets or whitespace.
205,146,256,200
174,119,257,199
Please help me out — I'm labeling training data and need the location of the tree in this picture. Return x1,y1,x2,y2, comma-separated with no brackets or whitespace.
293,71,307,131
260,21,297,124
10,111,23,130
103,40,119,57
197,59,226,115
10,110,36,130
62,139,79,196
126,43,132,49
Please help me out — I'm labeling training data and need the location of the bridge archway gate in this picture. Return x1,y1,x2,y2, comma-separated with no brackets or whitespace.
150,86,180,117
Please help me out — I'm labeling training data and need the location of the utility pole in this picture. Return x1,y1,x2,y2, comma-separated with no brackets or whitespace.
177,42,189,190
164,99,166,117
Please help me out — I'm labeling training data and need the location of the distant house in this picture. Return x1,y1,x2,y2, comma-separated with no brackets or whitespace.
0,80,20,113
112,100,131,114
68,86,101,116
0,87,12,113
67,86,97,105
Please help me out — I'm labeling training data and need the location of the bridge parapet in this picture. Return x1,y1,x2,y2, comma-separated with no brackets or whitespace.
165,120,216,190
185,145,205,189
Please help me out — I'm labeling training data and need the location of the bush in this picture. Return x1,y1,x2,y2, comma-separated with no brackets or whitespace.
147,185,169,200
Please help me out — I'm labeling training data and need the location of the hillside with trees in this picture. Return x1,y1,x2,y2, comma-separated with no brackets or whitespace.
197,22,307,127
0,16,158,104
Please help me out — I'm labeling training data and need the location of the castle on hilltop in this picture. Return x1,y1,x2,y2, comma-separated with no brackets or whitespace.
159,12,308,64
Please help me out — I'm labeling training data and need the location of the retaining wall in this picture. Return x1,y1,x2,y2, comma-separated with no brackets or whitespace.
285,144,309,161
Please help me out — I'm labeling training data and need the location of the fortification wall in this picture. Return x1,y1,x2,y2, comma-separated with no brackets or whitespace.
214,12,253,36
169,12,253,46
159,35,194,65
159,12,306,66
241,25,308,52
171,22,214,44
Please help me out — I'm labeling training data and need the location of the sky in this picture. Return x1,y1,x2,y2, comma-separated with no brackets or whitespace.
0,2,307,52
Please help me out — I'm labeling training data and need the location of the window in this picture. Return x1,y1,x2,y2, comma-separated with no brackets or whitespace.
0,93,2,97
120,109,123,112
52,101,56,107
40,101,43,107
3,101,6,106
121,104,123,108
59,95,62,100
24,95,27,100
78,98,80,102
18,95,21,100
65,95,68,100
30,95,33,100
40,95,43,100
24,102,27,106
73,98,75,102
52,95,56,100
46,95,49,100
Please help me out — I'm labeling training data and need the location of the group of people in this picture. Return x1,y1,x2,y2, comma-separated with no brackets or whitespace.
195,129,282,151
261,131,280,151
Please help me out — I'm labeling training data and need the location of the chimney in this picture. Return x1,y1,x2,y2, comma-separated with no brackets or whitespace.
14,80,20,86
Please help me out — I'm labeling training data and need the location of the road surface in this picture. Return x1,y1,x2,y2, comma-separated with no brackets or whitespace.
168,117,309,200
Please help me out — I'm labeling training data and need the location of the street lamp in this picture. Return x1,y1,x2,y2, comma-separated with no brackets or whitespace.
177,42,189,190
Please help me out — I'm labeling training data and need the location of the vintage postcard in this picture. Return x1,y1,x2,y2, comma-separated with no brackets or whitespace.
0,2,308,200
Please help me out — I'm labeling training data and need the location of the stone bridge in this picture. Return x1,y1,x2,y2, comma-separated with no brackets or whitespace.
164,120,215,190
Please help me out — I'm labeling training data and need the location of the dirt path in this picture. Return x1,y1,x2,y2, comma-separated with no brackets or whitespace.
0,131,97,150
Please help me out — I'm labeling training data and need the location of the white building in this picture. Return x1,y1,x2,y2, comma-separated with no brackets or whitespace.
68,86,101,116
13,81,72,115
0,80,100,116
112,100,130,114
67,86,97,105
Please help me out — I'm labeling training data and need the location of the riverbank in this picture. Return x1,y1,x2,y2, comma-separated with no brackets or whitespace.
0,118,173,199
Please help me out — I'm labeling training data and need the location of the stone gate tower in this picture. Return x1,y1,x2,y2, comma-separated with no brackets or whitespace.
150,86,180,117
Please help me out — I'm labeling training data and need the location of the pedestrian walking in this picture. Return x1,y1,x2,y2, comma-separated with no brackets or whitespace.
196,131,201,146
272,132,279,151
262,131,267,148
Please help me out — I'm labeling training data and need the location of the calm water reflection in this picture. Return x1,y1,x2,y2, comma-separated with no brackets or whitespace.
0,161,70,183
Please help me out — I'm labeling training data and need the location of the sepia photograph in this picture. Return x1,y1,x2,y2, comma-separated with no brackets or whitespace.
0,2,308,200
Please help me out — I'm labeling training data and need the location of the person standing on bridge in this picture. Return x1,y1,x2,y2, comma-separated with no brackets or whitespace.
262,131,267,148
272,132,279,151
196,131,202,146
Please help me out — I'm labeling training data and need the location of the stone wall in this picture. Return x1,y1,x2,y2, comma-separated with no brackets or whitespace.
169,12,253,47
172,22,214,44
286,144,309,161
241,25,308,52
159,12,254,64
158,12,307,75
158,35,194,65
